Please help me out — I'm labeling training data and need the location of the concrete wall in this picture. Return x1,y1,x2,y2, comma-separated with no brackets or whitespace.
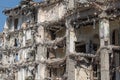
38,3,66,23
1,0,120,80
73,20,120,80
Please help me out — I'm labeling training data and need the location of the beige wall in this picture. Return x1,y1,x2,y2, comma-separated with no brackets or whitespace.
38,3,66,23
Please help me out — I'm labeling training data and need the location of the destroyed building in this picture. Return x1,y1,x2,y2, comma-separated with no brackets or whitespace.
0,0,120,80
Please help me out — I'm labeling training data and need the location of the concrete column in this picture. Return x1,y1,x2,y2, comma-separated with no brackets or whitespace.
23,30,26,47
22,69,26,80
18,69,22,80
35,26,47,80
99,18,110,80
66,19,76,80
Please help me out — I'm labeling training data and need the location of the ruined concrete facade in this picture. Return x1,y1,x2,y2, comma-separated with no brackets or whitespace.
0,0,120,80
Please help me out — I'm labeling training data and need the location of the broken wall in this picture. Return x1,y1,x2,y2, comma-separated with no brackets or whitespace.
38,3,66,23
72,19,120,80
35,26,47,80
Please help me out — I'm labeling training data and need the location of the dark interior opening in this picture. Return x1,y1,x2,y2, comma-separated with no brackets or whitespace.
14,38,18,47
50,30,56,40
112,30,115,45
75,42,86,53
14,18,18,30
112,29,119,45
111,29,120,80
47,48,56,59
75,41,98,53
0,54,2,60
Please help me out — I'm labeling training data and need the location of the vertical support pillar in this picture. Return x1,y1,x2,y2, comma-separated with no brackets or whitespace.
35,26,47,80
23,30,26,47
66,19,76,80
22,69,25,80
18,70,21,80
99,18,110,80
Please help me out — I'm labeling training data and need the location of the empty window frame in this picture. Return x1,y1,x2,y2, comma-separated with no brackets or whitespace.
14,18,18,30
75,41,98,53
75,41,86,53
14,38,18,47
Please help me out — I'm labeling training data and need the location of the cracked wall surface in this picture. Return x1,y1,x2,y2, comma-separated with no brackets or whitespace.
0,0,120,80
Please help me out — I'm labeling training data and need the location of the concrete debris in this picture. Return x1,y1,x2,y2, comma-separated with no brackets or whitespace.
0,0,120,80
